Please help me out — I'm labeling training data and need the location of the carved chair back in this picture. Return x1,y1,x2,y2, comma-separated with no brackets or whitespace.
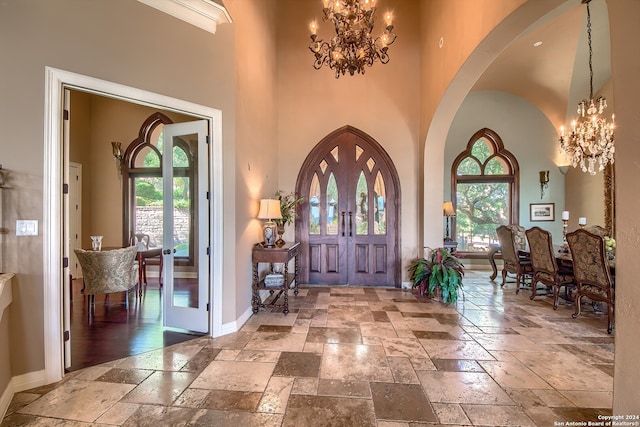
526,227,557,275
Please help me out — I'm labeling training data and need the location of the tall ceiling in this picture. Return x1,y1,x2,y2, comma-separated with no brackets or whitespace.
471,0,612,131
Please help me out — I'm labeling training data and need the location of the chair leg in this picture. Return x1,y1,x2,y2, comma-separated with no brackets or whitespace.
501,269,507,287
607,303,614,334
142,261,147,285
572,293,583,319
515,273,521,294
552,285,559,310
529,276,538,300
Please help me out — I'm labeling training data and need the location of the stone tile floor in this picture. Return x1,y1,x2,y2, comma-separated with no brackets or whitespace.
2,270,614,426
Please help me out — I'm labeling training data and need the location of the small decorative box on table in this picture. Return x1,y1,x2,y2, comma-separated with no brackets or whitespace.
251,241,300,315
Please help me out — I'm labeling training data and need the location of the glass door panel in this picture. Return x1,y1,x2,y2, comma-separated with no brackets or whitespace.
309,173,321,234
326,172,338,235
373,171,386,235
163,121,209,332
355,171,368,235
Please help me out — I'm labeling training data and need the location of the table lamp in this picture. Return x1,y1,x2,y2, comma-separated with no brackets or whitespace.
443,201,456,241
258,199,282,247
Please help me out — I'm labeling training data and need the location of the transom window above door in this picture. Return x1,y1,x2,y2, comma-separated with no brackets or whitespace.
451,128,520,254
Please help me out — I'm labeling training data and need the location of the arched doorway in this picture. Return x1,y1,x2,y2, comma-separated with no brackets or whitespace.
296,126,400,286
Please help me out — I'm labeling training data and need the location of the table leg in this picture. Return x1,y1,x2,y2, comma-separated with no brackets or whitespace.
488,245,500,281
283,262,289,315
251,262,260,314
294,254,299,296
137,254,144,297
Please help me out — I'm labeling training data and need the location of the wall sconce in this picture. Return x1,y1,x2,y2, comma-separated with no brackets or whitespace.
257,199,282,247
443,201,456,241
539,170,549,199
112,141,123,174
558,165,570,176
111,141,123,161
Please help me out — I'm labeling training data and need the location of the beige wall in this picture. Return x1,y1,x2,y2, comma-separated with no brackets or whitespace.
224,0,279,319
276,0,422,280
0,0,236,376
564,168,605,231
608,0,640,413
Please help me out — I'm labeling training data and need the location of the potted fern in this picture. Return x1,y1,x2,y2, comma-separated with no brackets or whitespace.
407,247,464,304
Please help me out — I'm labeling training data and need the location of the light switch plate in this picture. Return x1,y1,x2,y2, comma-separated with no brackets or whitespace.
16,220,38,236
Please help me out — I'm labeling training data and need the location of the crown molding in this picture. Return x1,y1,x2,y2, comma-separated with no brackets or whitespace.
136,0,231,34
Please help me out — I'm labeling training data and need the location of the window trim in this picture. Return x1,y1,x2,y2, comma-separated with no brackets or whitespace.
450,128,520,256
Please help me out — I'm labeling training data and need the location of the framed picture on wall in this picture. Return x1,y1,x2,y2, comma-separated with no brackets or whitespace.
530,203,555,222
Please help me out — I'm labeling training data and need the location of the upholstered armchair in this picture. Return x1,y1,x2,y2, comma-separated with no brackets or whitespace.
526,226,574,309
496,225,533,292
74,246,139,307
566,229,615,334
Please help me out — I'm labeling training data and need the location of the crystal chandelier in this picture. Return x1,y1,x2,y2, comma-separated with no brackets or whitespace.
559,0,615,175
308,0,397,78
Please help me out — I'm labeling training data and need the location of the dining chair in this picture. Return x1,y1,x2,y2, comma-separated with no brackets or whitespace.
496,225,533,292
525,226,574,309
566,229,615,334
585,225,609,237
131,233,151,251
130,232,156,288
74,246,139,308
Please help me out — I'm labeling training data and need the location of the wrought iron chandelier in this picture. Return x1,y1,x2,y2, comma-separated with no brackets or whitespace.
309,0,397,78
559,0,615,175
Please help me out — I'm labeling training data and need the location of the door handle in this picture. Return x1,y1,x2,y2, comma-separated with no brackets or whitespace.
163,249,174,255
349,211,353,237
341,212,345,237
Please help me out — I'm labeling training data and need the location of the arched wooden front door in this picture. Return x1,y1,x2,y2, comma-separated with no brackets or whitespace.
296,126,400,286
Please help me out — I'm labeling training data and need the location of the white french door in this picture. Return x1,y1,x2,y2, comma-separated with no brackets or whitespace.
162,121,209,332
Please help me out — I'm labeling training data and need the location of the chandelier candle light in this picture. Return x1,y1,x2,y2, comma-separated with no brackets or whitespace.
559,0,615,175
309,0,397,78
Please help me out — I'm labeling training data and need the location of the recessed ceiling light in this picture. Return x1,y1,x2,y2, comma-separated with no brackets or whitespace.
533,41,543,47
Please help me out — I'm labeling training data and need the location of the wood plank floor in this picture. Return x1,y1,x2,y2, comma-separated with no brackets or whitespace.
68,277,202,372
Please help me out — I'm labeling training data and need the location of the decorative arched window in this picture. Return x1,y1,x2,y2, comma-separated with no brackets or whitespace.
122,113,195,264
451,128,519,254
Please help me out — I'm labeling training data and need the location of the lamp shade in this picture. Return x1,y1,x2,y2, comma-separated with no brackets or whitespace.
443,201,456,217
257,199,282,220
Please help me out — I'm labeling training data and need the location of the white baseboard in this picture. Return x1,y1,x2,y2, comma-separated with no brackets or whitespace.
0,369,46,420
219,306,253,336
0,379,14,421
12,370,46,393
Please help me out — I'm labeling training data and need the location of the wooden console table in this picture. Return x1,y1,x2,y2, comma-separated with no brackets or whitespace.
251,241,300,315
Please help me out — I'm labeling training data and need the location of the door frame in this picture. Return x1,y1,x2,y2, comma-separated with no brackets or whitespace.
295,125,401,286
43,67,224,383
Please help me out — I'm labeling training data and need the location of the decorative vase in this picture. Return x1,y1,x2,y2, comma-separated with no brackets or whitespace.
276,224,286,246
90,235,103,251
